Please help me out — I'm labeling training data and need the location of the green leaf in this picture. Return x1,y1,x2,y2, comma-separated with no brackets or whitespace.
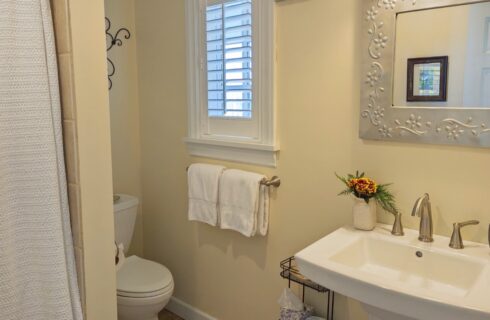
374,184,399,215
335,172,349,187
338,191,351,197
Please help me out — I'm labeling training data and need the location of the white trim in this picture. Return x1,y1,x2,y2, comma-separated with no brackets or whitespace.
185,0,278,167
166,297,217,320
185,138,278,167
255,0,276,146
185,0,202,141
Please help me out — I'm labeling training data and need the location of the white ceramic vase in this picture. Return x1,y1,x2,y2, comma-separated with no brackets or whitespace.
352,197,377,231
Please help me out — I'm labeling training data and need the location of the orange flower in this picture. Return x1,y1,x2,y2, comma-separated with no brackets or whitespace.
347,178,357,188
352,177,377,195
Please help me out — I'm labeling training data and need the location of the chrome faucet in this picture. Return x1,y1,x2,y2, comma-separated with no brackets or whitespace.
411,193,433,242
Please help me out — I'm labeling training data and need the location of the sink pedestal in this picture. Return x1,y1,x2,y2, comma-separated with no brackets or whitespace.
362,303,417,320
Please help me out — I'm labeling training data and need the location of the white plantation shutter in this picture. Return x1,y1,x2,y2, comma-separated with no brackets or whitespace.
186,0,277,166
206,0,253,118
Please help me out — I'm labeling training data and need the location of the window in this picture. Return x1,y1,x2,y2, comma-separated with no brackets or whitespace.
185,0,278,167
207,0,253,119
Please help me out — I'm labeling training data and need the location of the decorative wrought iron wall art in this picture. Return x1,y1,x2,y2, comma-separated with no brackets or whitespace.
106,17,131,90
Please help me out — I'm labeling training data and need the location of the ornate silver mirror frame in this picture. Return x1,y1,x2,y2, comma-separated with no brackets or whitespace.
360,0,490,147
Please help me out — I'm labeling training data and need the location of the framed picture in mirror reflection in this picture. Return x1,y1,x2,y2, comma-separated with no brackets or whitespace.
407,56,448,102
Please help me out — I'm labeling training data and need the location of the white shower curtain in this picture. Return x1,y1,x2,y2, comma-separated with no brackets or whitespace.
0,1,83,320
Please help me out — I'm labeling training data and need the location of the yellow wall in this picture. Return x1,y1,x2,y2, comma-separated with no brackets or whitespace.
69,0,118,319
105,0,144,256
133,0,490,319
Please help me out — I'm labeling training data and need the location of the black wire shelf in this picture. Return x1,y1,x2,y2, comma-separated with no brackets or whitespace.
280,256,335,320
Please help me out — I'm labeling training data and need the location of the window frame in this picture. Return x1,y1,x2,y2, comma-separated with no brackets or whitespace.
185,0,278,167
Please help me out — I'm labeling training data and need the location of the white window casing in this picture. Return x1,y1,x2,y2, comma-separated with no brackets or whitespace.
185,0,278,167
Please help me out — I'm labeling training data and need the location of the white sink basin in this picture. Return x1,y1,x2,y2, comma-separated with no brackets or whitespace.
295,224,490,320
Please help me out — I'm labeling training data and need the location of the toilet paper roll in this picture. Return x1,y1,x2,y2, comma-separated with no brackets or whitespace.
115,243,126,271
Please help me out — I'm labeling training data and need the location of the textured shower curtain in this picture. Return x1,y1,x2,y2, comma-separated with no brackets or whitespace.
0,1,83,320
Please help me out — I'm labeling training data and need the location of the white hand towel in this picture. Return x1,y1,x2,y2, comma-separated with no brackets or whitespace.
257,184,270,236
219,169,266,237
188,163,226,226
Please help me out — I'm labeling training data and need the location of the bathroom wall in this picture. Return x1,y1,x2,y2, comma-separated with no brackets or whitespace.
134,0,490,319
135,0,361,318
68,0,118,317
51,0,118,319
105,0,144,256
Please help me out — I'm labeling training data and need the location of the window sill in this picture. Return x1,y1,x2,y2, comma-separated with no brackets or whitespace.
184,138,279,167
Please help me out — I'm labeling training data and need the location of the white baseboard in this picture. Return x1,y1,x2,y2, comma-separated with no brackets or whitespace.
166,297,217,320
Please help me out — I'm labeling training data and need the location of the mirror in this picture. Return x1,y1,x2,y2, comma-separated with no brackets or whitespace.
360,0,490,147
393,3,490,108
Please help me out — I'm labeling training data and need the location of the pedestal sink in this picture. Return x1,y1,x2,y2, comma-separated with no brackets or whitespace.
295,224,490,320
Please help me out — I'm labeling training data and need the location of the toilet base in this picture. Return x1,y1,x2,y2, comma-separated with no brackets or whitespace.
117,284,173,320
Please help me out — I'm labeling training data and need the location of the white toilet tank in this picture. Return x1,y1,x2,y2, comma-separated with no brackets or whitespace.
114,194,139,254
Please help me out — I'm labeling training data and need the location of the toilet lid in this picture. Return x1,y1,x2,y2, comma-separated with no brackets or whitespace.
117,256,173,295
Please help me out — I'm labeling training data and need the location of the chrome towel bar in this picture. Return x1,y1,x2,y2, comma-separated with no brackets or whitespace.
186,166,281,188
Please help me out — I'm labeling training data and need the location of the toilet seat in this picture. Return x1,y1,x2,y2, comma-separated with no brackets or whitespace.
118,284,174,299
117,256,173,299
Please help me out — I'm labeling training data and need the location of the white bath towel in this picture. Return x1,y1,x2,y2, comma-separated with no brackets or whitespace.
219,169,269,237
188,163,226,226
0,1,83,319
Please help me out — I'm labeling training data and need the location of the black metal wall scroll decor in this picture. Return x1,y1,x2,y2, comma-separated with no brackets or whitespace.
105,17,131,90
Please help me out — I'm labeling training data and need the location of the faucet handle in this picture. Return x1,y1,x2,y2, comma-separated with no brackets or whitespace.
391,212,404,236
449,220,479,249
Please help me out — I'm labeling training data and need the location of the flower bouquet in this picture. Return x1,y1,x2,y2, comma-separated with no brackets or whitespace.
336,171,398,230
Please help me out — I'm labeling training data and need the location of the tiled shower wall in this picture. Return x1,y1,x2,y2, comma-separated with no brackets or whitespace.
50,0,86,315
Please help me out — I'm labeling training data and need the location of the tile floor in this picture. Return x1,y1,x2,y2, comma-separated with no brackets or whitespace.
159,309,184,320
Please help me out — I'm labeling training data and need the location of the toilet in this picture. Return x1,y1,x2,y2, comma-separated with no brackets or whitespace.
114,194,174,320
